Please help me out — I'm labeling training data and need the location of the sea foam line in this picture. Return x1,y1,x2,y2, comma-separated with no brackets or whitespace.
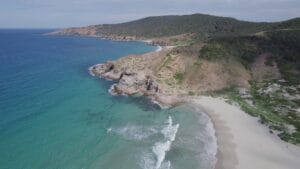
88,66,96,76
152,116,179,169
192,105,218,168
108,84,118,96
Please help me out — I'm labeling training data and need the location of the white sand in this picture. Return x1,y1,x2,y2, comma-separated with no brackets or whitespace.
192,96,300,169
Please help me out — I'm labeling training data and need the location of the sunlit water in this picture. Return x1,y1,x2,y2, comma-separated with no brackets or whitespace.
0,29,217,169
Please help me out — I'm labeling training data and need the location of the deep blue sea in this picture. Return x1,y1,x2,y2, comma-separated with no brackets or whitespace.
0,29,217,169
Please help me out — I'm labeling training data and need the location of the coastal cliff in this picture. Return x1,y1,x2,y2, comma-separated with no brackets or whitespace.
89,43,252,107
89,47,185,107
51,13,300,144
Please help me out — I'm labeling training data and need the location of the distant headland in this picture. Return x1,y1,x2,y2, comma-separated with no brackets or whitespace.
49,13,300,169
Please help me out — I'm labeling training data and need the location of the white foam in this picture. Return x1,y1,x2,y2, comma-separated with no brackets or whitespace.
140,151,156,169
108,84,118,96
204,116,218,158
88,66,96,76
152,141,171,169
106,128,112,133
160,161,171,169
141,152,171,169
152,116,179,169
161,116,179,141
198,108,218,158
108,84,129,96
110,117,179,169
155,46,162,52
149,96,171,109
192,105,218,168
88,64,104,76
167,116,172,125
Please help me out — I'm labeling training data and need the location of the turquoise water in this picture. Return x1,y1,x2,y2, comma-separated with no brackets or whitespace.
0,29,217,169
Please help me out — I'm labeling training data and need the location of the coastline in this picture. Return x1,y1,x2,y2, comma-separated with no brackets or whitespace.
192,96,300,169
46,31,167,47
86,37,300,169
88,44,184,106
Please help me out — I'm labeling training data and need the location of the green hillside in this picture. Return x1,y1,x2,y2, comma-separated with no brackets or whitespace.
53,13,300,144
55,13,300,41
94,14,275,40
201,29,300,144
200,29,300,84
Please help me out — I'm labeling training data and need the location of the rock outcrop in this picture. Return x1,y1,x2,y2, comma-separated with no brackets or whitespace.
89,44,252,107
90,63,160,96
89,47,187,107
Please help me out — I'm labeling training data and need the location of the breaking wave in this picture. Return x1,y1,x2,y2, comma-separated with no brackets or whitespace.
152,116,179,169
108,116,179,169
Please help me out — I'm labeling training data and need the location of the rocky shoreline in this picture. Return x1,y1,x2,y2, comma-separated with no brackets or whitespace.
89,47,185,107
47,29,174,47
86,37,300,169
89,55,300,169
50,28,191,107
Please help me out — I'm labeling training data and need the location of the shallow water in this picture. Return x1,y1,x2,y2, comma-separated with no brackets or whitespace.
0,29,216,169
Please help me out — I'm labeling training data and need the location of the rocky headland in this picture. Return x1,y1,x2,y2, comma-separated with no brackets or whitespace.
50,13,300,169
89,46,186,107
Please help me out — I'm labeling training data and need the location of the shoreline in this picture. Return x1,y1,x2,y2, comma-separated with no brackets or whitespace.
88,44,182,106
192,96,300,169
87,37,300,169
46,32,166,48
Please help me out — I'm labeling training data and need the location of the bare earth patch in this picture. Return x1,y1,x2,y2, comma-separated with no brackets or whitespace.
252,53,281,81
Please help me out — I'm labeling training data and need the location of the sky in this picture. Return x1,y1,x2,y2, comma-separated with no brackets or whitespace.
0,0,299,28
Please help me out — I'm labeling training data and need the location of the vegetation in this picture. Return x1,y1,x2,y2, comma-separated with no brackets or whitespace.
56,13,300,145
91,14,277,40
200,29,300,83
95,15,300,144
201,29,300,144
220,80,300,144
89,14,299,41
200,36,263,67
188,91,195,96
158,54,174,71
266,30,300,84
174,72,184,84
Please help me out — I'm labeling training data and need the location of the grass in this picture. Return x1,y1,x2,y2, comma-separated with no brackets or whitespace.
199,42,229,60
199,36,263,68
199,30,300,84
188,91,195,96
91,13,283,39
174,72,184,84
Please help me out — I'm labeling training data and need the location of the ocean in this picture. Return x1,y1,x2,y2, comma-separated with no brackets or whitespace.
0,29,217,169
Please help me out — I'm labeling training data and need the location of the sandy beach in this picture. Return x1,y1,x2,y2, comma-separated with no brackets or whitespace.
192,96,300,169
89,44,300,169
